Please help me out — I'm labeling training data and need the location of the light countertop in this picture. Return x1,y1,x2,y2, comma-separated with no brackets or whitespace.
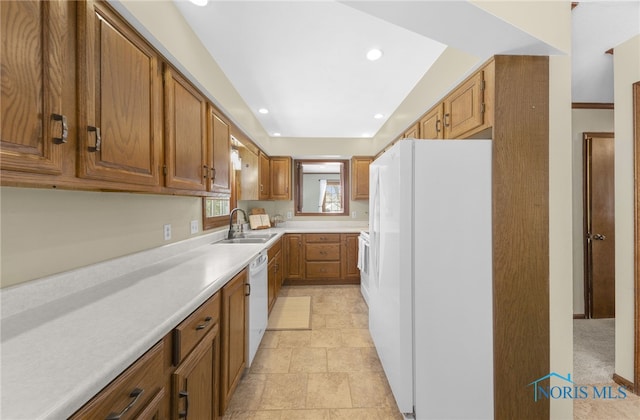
0,222,366,419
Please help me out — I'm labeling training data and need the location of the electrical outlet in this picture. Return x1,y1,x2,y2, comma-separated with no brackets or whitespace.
163,224,172,241
351,211,357,218
286,211,292,219
190,220,198,235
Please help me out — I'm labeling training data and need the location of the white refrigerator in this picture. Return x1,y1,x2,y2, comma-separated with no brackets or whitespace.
368,139,494,419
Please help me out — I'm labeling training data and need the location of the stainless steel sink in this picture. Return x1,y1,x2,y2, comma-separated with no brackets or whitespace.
219,232,278,244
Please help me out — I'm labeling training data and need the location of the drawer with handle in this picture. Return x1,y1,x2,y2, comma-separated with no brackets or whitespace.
306,243,340,261
173,291,221,365
306,261,341,278
305,233,340,243
69,341,165,420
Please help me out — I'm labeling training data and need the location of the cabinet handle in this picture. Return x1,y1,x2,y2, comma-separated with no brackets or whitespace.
260,184,264,192
105,388,143,420
211,167,216,182
203,165,208,179
52,114,68,144
245,283,251,296
435,119,441,133
443,113,450,127
87,126,101,152
195,316,213,331
178,390,189,419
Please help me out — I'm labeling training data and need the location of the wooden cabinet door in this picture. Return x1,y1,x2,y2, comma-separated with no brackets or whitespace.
172,326,219,420
238,148,259,200
443,71,484,139
341,234,360,281
420,105,444,140
1,0,69,175
270,156,291,200
258,152,270,200
351,157,372,200
275,251,283,297
163,66,207,191
283,234,304,280
221,269,247,415
403,122,420,139
268,258,277,313
77,0,162,186
209,108,231,194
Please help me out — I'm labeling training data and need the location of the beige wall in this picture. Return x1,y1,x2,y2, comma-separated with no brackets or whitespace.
570,109,615,316
613,34,640,383
548,54,574,420
0,187,206,287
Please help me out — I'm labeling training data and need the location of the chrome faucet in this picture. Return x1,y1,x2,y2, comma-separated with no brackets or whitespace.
228,208,248,239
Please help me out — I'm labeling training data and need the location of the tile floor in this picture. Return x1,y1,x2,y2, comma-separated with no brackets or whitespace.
222,285,403,419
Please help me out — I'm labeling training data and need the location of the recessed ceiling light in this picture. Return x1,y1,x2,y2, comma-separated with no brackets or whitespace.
362,133,371,138
374,113,384,119
258,108,269,114
188,0,208,6
366,48,383,61
273,132,281,137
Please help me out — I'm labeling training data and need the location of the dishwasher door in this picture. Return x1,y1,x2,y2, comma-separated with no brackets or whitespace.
248,250,268,367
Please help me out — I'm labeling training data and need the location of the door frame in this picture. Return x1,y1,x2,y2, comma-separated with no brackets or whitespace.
633,81,639,394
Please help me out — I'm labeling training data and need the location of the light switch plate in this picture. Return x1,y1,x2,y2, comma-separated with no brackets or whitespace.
190,220,198,235
163,224,172,241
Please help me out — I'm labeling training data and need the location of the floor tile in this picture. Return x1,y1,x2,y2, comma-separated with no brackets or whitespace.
290,347,328,373
348,371,397,408
250,348,292,374
259,373,308,410
226,373,267,412
224,285,401,419
340,328,374,347
277,330,312,348
306,373,352,408
310,329,344,347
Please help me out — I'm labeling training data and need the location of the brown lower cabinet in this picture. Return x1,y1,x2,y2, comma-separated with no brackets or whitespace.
172,291,221,420
220,269,248,415
70,268,249,420
283,233,360,285
267,237,283,313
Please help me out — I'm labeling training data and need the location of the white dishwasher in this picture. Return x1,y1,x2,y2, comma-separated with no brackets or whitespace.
248,250,268,367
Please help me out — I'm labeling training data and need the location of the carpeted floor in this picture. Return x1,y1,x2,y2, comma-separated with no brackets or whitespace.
573,318,640,419
573,318,615,384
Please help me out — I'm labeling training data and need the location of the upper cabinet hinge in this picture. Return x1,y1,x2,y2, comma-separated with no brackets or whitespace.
163,165,168,176
481,80,486,91
481,103,486,114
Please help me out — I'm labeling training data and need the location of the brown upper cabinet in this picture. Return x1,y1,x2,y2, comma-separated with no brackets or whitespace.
258,151,270,200
416,67,489,141
443,71,486,138
77,0,163,186
402,122,420,139
208,108,231,194
163,65,207,191
0,0,69,176
351,157,372,200
419,106,444,140
269,156,292,200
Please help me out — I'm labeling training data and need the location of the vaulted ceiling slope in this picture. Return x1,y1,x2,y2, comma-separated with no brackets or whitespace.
174,0,638,140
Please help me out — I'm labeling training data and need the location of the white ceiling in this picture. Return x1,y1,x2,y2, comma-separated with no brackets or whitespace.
174,0,639,139
572,1,640,103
